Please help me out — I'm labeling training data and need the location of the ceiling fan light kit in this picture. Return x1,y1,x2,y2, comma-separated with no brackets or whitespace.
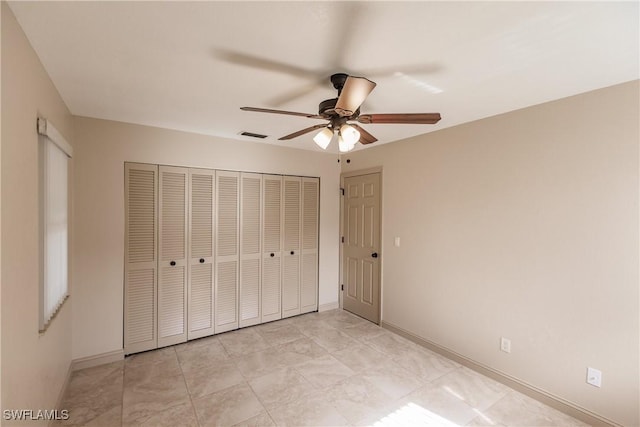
241,73,441,150
338,134,355,153
313,127,333,149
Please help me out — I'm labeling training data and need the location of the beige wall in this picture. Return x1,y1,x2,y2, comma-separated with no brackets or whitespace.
1,2,74,421
71,117,341,360
341,81,639,426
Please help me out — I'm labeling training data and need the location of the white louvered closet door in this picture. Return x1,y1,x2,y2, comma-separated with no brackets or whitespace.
188,169,215,340
240,173,262,327
282,176,302,318
301,177,319,314
158,166,189,347
124,163,158,355
215,171,240,333
261,175,282,322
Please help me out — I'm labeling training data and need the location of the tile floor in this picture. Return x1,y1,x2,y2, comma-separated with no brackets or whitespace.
57,309,588,427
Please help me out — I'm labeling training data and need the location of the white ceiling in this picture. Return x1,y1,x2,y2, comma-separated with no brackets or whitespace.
8,1,639,153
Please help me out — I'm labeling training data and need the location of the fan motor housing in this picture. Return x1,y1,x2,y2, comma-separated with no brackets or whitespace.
319,98,338,117
319,98,359,120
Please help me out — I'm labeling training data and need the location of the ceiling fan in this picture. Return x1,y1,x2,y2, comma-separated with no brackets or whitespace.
241,73,441,152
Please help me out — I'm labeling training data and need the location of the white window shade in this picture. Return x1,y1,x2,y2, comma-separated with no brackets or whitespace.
38,118,72,331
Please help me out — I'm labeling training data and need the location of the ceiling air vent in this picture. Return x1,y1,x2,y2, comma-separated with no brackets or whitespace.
240,131,268,139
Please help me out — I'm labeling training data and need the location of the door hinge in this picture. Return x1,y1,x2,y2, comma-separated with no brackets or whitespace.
341,236,344,243
340,188,345,196
341,284,344,291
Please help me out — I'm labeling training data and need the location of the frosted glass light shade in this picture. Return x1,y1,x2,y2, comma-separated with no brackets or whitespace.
340,124,360,146
338,135,355,152
313,127,333,150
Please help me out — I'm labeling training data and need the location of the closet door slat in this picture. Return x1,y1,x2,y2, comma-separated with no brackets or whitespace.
188,170,215,339
301,178,319,313
158,166,189,347
240,173,262,327
282,176,301,318
215,171,239,333
262,175,283,322
124,163,158,354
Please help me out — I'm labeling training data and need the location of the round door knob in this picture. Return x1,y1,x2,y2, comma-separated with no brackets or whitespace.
270,253,275,257
170,261,176,266
371,252,378,258
290,251,295,255
199,258,205,263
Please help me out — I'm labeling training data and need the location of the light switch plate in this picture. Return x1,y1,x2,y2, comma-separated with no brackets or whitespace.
394,237,400,247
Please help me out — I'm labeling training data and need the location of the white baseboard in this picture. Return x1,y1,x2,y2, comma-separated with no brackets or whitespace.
318,301,339,312
381,320,619,427
71,349,124,371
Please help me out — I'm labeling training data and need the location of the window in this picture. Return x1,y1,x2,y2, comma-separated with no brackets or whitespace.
38,118,72,332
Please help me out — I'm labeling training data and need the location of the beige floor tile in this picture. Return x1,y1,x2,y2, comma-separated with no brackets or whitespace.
231,411,276,427
479,391,589,426
55,312,589,427
430,367,510,411
122,373,190,425
60,404,122,427
183,358,245,398
307,328,359,353
332,342,391,372
175,337,229,374
324,375,393,425
393,347,460,382
365,332,421,358
295,319,337,337
342,321,389,341
293,354,356,388
268,391,350,427
61,363,124,426
125,348,182,385
249,367,317,409
125,347,176,369
218,328,272,357
129,401,198,427
276,337,328,366
255,324,306,346
193,383,264,427
233,347,289,379
360,400,463,427
355,361,424,400
324,313,371,329
399,382,479,426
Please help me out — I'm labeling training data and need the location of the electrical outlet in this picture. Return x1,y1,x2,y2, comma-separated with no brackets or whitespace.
500,337,511,353
587,367,602,387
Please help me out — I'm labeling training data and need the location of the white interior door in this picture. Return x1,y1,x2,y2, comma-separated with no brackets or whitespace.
343,172,381,324
282,176,301,318
215,170,239,333
301,177,319,314
158,166,189,347
188,169,215,340
262,175,283,323
124,163,158,354
240,173,262,327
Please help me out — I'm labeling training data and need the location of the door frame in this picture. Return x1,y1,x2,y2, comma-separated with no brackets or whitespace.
339,167,383,322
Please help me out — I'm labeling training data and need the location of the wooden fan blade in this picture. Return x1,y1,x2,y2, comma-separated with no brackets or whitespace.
351,124,378,145
357,113,441,124
335,76,376,117
279,124,328,140
241,107,323,119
